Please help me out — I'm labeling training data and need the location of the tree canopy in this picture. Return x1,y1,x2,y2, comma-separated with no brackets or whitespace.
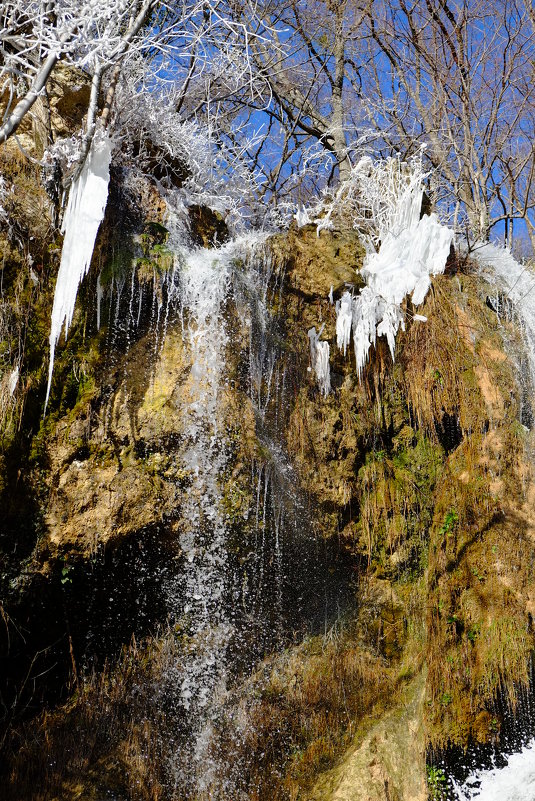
1,0,535,248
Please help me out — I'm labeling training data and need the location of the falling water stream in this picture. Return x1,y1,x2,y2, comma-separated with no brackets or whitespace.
452,739,535,801
164,243,235,792
115,232,351,797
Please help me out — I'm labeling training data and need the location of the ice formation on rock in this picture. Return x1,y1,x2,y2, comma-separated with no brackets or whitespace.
452,738,535,800
8,365,19,396
474,242,535,385
336,161,454,377
308,326,331,396
45,131,113,408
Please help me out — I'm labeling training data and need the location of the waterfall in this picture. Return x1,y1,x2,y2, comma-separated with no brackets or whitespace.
133,233,350,797
167,244,233,791
153,236,259,794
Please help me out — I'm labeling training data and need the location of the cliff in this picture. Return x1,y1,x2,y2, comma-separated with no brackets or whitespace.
1,127,534,801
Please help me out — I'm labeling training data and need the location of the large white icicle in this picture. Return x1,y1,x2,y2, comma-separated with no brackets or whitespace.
336,165,453,377
45,131,113,407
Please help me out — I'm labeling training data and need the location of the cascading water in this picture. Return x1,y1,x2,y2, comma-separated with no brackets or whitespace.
452,739,535,801
164,243,234,792
97,231,351,799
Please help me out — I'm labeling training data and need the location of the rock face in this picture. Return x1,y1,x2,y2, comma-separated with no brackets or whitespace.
310,673,427,801
1,142,535,801
272,222,364,300
0,64,91,156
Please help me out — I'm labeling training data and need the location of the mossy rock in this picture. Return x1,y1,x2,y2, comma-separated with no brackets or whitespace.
272,223,365,300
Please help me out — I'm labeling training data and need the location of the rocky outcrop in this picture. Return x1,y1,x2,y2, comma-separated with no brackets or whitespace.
310,673,426,801
272,222,364,301
1,139,535,801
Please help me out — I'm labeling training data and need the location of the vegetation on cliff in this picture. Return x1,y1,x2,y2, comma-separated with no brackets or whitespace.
2,7,535,799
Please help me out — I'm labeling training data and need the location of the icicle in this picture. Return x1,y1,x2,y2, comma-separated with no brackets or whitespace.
8,365,19,396
351,288,381,377
308,326,331,396
96,271,103,330
335,168,453,379
45,131,113,409
475,243,535,387
336,291,353,355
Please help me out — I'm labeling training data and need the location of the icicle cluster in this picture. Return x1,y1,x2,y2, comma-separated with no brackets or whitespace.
45,131,112,408
308,326,331,396
335,158,454,377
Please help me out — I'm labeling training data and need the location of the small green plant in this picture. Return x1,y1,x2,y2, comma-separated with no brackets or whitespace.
439,509,459,537
467,624,480,644
60,557,72,585
440,691,453,707
432,369,444,387
427,765,448,800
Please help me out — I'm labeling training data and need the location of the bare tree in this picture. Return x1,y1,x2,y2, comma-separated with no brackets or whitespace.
0,1,157,147
0,1,265,186
184,0,372,204
365,0,535,246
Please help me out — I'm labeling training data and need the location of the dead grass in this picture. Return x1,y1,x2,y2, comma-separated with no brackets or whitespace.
4,591,416,801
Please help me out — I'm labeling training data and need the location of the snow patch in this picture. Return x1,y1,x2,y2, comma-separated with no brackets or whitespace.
45,131,112,408
452,738,535,800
